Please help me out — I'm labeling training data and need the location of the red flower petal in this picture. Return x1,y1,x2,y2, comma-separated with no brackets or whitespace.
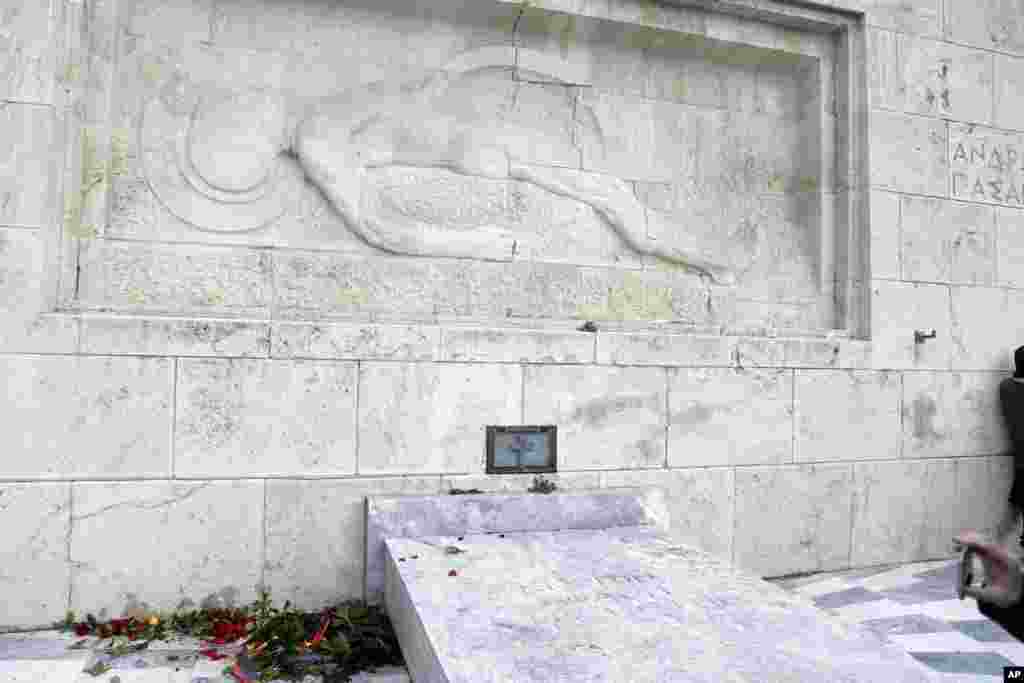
448,569,458,577
74,624,90,636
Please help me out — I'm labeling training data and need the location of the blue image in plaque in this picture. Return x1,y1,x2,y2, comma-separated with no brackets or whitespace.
489,427,555,470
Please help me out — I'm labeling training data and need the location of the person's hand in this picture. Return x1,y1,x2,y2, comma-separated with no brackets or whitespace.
954,531,1024,607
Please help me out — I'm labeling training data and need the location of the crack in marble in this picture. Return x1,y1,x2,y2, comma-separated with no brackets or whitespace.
70,483,213,523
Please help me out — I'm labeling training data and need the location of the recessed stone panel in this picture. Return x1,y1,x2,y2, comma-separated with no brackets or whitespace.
65,0,856,336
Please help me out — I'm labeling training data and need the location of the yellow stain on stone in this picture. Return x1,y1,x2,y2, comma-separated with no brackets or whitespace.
783,31,802,53
141,59,164,86
127,288,147,305
639,0,659,26
336,287,369,306
672,78,688,99
205,289,226,306
798,176,818,193
577,272,674,321
58,63,80,85
110,128,131,178
767,175,785,193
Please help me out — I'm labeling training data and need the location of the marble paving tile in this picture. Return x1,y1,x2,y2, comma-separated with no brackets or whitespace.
890,630,990,652
0,636,80,661
524,365,666,471
828,598,925,622
70,480,264,618
881,581,959,605
914,561,961,581
0,659,92,683
916,599,993,622
860,614,955,637
668,367,793,468
358,362,521,475
174,359,358,477
951,619,1018,643
907,651,1014,676
813,587,886,609
791,576,854,598
979,641,1024,665
264,476,441,611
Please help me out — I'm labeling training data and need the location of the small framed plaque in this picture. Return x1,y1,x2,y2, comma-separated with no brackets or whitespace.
485,425,557,474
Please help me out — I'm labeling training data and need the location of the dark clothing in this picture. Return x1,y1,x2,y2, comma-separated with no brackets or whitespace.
1000,378,1024,507
979,600,1024,642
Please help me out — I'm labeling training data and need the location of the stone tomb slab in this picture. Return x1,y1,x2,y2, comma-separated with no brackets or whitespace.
383,526,936,683
364,488,670,604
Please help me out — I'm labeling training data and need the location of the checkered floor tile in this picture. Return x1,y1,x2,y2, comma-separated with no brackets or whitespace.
769,558,1022,680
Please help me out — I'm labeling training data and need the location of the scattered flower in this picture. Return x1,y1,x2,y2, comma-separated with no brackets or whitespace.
448,569,458,577
74,624,90,637
148,616,159,626
199,648,227,661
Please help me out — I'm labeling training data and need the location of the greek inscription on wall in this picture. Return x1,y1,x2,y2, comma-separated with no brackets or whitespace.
950,124,1024,207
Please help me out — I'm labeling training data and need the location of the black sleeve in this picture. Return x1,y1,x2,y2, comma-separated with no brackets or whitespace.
978,599,1024,642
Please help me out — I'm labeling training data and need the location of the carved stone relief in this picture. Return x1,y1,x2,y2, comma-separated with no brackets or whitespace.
140,46,762,285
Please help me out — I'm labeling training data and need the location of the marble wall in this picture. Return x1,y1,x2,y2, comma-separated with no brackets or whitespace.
0,0,1021,628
